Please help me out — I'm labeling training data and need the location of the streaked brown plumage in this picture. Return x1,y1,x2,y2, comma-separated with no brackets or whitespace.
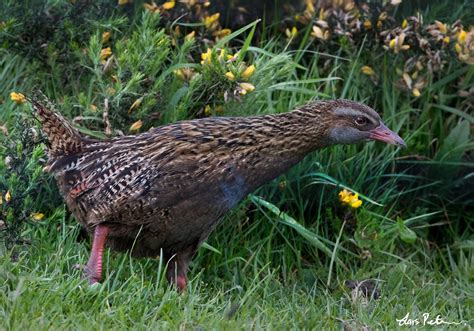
31,97,405,290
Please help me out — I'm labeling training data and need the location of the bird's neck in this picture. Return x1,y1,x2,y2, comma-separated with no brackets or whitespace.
224,110,329,190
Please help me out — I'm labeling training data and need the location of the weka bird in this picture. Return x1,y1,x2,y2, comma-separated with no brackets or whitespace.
30,97,405,290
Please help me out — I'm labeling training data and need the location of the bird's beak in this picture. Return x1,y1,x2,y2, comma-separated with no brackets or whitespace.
369,122,406,148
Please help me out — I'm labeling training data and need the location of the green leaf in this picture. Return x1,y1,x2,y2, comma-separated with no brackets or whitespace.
431,120,472,180
435,120,470,163
201,242,222,255
215,19,261,50
308,172,383,206
250,195,346,268
397,217,417,244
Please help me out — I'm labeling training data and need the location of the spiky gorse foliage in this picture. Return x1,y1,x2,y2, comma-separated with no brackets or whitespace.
136,0,472,107
0,114,59,248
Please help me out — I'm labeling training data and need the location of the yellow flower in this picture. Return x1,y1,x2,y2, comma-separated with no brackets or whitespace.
5,190,11,202
238,82,255,95
129,97,143,112
455,42,462,54
457,30,467,43
100,47,112,60
225,71,235,81
129,120,143,132
360,65,375,76
435,20,447,34
241,65,256,80
218,49,226,60
204,13,220,29
285,26,298,39
204,104,212,116
174,68,194,81
200,48,212,64
402,19,408,29
389,38,396,49
412,88,421,97
338,189,351,203
311,25,329,40
31,212,45,221
363,20,372,29
163,1,175,10
376,20,383,29
306,0,315,15
10,92,26,104
226,53,238,62
102,31,111,43
388,33,410,53
350,199,362,208
118,0,128,5
213,28,231,39
185,31,195,41
338,189,363,209
443,36,450,44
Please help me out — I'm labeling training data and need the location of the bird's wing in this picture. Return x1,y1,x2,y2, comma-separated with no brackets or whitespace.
54,135,234,227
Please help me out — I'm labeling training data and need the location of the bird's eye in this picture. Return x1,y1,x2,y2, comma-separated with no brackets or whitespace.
355,117,367,126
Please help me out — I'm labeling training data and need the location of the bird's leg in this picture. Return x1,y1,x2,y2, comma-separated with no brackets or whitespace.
84,224,110,284
166,250,194,292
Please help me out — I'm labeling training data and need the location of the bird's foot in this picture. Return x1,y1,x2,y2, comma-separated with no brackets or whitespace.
73,264,97,284
83,265,101,285
176,275,187,292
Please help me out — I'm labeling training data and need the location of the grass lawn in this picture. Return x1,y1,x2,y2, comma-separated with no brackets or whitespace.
1,221,472,329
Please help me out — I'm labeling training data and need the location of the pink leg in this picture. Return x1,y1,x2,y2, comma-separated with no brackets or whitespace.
84,225,110,284
166,252,192,292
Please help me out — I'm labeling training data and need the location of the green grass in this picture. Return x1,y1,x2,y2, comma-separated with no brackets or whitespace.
1,1,473,329
1,217,472,329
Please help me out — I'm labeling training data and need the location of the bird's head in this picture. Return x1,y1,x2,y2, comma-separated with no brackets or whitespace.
298,99,406,148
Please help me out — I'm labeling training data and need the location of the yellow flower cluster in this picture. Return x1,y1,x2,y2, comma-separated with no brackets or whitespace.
338,189,363,209
10,92,26,104
455,28,474,65
200,48,256,93
387,33,410,54
225,64,255,81
100,47,112,61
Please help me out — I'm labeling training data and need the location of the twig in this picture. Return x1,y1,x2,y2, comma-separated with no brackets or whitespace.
103,98,112,136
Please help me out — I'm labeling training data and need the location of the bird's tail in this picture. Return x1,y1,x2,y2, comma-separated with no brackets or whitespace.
29,94,86,156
